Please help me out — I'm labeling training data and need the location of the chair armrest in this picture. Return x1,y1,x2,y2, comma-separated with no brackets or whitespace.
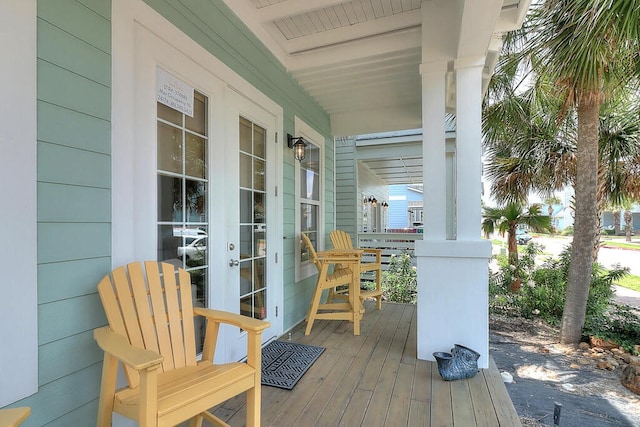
361,248,382,261
317,249,363,263
94,326,163,371
362,248,382,256
194,307,270,332
0,407,30,427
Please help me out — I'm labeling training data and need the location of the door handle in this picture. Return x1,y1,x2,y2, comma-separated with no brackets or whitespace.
229,259,239,267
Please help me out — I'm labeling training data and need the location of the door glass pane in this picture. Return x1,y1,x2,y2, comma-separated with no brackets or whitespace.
253,124,265,158
157,89,209,352
238,117,268,320
239,153,252,188
239,117,252,153
157,122,182,174
185,92,207,135
185,133,206,178
158,175,182,222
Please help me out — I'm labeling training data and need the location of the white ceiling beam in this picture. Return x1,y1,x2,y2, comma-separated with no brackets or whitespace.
457,0,503,58
331,102,422,136
284,11,422,53
358,143,423,160
291,48,420,81
287,27,421,70
255,0,348,22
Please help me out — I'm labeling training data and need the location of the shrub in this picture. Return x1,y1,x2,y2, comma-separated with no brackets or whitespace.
584,304,640,354
381,253,417,304
489,246,624,328
560,225,574,236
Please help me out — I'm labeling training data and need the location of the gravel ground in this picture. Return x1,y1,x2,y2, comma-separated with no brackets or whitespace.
489,315,640,427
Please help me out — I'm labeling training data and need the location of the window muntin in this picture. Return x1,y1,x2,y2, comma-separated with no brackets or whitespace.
238,116,268,320
295,136,323,281
156,90,209,350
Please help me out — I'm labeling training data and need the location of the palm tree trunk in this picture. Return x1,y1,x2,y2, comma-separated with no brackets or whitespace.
614,210,621,235
507,225,521,291
560,100,600,344
624,210,633,242
593,175,607,261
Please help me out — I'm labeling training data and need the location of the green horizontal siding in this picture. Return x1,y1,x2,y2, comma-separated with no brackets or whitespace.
38,183,110,223
10,1,113,425
38,0,111,53
37,223,111,264
44,400,99,427
37,59,110,120
39,330,103,385
17,364,102,426
38,258,111,305
37,142,110,187
38,293,106,345
38,101,110,154
38,18,110,86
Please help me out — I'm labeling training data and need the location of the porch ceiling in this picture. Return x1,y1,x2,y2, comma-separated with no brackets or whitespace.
222,0,531,138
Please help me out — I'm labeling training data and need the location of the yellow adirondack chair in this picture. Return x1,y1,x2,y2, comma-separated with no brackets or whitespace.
330,229,383,309
94,261,270,427
0,407,30,426
301,233,364,335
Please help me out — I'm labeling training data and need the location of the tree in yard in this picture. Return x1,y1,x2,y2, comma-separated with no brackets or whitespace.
521,1,640,344
482,203,551,291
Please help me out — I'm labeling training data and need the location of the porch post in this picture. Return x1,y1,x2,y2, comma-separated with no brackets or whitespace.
415,57,491,369
455,57,485,239
420,61,447,240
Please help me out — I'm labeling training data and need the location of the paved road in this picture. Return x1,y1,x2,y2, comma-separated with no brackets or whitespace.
530,235,640,307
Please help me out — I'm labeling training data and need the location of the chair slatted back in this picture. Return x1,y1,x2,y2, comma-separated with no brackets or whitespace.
301,233,323,272
97,261,197,388
330,229,354,250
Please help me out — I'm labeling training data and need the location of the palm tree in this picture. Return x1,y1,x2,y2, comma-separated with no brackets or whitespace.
523,1,640,344
482,203,552,291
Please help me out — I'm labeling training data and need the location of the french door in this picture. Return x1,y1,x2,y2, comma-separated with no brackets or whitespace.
225,89,279,361
131,24,280,363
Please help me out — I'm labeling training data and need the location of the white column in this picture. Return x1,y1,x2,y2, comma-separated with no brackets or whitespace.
455,57,484,240
420,61,448,240
416,56,491,369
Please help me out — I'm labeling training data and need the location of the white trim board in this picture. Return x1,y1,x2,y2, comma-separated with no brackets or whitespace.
0,0,38,406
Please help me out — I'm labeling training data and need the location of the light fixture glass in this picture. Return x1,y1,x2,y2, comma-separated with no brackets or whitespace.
287,134,307,162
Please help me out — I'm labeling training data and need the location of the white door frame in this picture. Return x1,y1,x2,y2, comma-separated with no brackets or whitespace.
112,0,283,362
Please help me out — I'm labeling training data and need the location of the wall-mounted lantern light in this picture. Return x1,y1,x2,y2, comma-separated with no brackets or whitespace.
287,134,307,162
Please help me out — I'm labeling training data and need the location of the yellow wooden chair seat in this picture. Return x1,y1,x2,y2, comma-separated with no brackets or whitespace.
330,229,383,309
113,362,254,422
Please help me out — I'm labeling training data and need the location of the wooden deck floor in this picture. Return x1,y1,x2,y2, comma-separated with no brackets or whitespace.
212,301,521,426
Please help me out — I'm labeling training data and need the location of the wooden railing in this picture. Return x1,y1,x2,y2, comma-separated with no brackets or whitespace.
357,232,423,270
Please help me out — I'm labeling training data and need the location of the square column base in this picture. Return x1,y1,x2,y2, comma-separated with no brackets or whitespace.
415,239,492,369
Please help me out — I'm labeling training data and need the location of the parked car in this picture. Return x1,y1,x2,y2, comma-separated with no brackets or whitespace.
178,236,207,260
515,229,532,245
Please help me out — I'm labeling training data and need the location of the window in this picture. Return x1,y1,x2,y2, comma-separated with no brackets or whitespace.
156,89,209,351
294,119,324,281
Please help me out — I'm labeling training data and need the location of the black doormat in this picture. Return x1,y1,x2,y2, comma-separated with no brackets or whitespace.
261,340,325,390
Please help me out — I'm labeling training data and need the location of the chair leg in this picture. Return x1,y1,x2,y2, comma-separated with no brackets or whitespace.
305,287,321,335
375,267,382,310
246,385,260,427
96,354,118,427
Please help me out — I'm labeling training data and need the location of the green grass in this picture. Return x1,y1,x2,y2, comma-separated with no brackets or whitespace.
600,240,640,250
614,274,640,293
